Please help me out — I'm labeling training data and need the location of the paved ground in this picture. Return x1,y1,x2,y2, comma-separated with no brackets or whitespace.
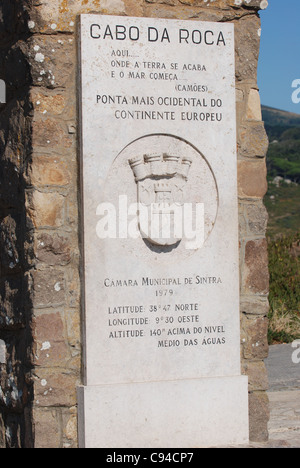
264,343,300,448
228,343,300,448
266,390,300,447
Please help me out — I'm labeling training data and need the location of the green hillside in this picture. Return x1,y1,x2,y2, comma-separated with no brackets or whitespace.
262,105,300,238
262,105,300,184
262,105,300,138
262,106,300,344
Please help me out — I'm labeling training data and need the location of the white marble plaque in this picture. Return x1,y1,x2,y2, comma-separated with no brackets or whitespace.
79,14,248,447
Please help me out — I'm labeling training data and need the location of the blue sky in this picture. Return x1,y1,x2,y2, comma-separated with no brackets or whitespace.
258,0,300,114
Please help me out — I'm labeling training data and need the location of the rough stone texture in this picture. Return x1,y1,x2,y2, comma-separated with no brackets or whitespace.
246,89,262,121
249,392,270,442
234,15,261,82
0,0,34,448
238,160,268,198
242,361,269,393
239,122,269,158
30,156,71,187
0,0,269,447
241,315,269,360
243,239,269,295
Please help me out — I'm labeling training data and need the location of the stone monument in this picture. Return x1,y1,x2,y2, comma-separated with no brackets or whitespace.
0,0,270,449
78,14,249,448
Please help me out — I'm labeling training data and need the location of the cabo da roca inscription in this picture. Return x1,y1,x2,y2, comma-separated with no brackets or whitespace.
78,15,249,448
89,22,226,46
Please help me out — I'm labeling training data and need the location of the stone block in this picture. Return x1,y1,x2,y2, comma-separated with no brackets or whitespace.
32,118,73,149
246,88,262,121
34,369,78,408
124,0,144,16
239,201,268,237
241,314,269,360
36,233,71,266
27,191,65,228
245,201,268,235
240,297,269,316
33,408,61,448
35,311,65,344
62,408,78,448
31,90,66,116
249,392,270,442
29,35,75,88
237,160,268,199
33,312,70,367
242,361,269,392
32,269,65,308
243,238,269,295
239,122,269,158
29,0,126,33
143,4,226,21
30,155,71,187
234,15,261,81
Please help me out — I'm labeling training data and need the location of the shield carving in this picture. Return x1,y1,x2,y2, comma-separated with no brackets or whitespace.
129,153,192,246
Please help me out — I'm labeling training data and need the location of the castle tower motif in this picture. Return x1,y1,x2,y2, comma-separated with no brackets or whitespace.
178,156,193,179
163,154,180,176
129,156,150,182
129,153,192,182
154,182,172,204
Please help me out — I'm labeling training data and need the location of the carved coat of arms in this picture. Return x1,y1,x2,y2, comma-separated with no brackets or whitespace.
129,153,193,246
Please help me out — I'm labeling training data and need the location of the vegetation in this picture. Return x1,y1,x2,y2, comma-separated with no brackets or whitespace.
267,233,300,343
262,106,300,343
262,105,300,135
264,182,300,237
262,106,300,183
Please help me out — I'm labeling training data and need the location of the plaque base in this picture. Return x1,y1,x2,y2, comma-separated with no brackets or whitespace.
78,376,249,448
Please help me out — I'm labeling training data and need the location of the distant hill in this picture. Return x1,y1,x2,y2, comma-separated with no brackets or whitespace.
262,105,300,183
262,105,300,237
262,105,300,142
262,105,300,125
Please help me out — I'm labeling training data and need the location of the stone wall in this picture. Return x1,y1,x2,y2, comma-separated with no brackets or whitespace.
0,0,34,448
0,0,269,448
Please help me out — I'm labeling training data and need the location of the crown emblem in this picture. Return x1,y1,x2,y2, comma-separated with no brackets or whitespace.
129,153,192,182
